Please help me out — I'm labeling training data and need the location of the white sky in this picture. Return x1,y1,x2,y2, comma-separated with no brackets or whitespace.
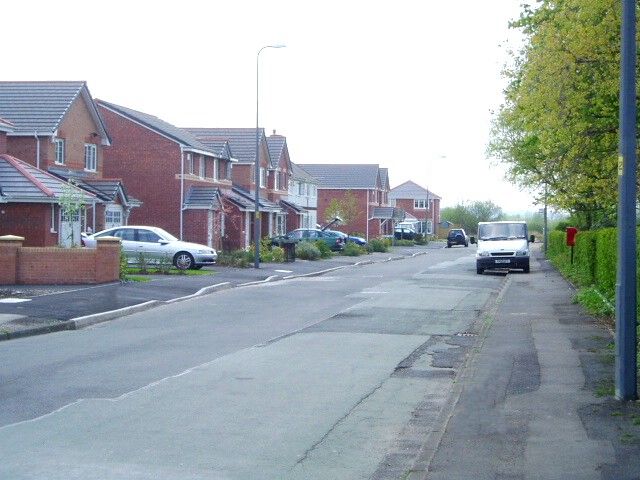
4,0,538,213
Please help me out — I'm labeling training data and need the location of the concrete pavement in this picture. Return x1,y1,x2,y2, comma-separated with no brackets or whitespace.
0,245,430,340
411,245,640,479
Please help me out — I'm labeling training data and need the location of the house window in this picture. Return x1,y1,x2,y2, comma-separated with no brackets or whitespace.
275,214,286,235
298,182,305,196
186,153,194,175
414,199,426,209
105,209,122,226
199,156,205,178
84,144,97,171
213,159,219,180
274,170,280,190
260,168,266,188
54,139,65,165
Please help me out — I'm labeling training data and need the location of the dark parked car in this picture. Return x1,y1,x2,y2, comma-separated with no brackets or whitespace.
273,228,345,251
447,228,469,248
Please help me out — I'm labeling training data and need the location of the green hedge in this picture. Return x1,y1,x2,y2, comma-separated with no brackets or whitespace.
546,227,620,301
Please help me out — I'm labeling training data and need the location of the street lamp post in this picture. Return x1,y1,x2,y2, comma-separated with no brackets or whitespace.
254,44,286,269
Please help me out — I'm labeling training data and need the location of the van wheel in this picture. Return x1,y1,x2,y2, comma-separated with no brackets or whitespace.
477,267,484,274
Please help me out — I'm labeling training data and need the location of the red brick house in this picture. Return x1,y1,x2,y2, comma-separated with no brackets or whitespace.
186,128,296,249
0,81,133,245
297,164,400,240
97,100,236,250
0,129,98,247
389,180,441,236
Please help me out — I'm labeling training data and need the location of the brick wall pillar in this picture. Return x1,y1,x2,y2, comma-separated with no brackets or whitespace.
95,236,121,283
0,235,24,285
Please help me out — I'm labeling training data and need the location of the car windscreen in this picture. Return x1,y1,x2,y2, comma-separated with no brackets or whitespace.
478,223,526,240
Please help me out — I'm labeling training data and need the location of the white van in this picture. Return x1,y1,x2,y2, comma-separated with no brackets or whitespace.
471,221,535,274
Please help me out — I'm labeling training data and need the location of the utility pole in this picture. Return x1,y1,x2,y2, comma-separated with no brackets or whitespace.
615,0,637,401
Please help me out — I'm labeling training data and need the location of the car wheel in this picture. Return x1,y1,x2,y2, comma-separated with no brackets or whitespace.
174,251,194,270
465,242,469,247
477,266,484,274
447,243,451,248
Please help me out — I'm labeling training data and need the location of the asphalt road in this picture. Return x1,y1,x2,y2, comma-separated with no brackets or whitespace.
0,245,502,479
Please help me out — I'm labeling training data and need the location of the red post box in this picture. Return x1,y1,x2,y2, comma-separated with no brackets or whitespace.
566,227,578,247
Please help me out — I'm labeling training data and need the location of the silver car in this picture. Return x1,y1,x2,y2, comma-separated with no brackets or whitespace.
82,226,217,270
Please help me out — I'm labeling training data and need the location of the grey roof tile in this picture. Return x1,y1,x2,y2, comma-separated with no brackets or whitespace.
389,180,441,200
266,135,286,169
183,185,222,210
290,163,318,183
0,82,109,144
97,100,217,155
371,206,405,220
226,186,281,211
186,128,268,165
0,154,98,203
297,164,381,189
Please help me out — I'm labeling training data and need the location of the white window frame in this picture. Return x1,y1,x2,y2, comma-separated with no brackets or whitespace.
84,144,97,171
186,153,194,175
54,138,65,165
275,214,286,235
213,159,218,181
274,170,280,190
199,156,205,178
260,168,267,188
414,199,426,209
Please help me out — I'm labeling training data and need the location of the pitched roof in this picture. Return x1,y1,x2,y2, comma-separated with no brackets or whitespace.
183,185,222,210
48,166,132,205
371,206,405,220
0,81,110,144
97,100,218,156
297,164,381,189
0,154,98,204
186,128,268,165
379,168,390,190
186,136,233,161
290,163,318,183
224,186,281,212
389,180,441,200
280,199,307,213
266,134,286,169
0,116,14,133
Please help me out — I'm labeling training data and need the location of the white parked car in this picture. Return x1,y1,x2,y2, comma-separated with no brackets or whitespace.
82,226,217,270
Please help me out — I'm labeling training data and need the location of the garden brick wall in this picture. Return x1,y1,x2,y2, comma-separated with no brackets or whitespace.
0,236,120,285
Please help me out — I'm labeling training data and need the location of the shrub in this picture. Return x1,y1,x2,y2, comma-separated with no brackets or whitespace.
313,240,333,258
343,242,364,256
271,246,285,263
217,250,252,267
296,241,321,260
369,237,388,253
395,239,414,246
119,247,128,280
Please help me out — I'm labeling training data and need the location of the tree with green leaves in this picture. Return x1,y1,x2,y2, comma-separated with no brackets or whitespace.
441,201,504,233
324,190,362,229
488,0,623,229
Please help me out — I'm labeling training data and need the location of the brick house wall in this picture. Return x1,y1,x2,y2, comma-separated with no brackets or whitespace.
394,197,441,234
6,96,104,176
317,189,373,237
0,203,58,247
99,106,184,238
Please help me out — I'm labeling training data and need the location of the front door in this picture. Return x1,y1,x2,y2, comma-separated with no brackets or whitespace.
60,209,81,247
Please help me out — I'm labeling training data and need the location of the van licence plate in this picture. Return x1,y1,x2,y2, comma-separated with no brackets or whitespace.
495,259,510,264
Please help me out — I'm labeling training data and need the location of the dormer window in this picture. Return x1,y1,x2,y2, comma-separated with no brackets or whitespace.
54,139,65,165
84,144,97,171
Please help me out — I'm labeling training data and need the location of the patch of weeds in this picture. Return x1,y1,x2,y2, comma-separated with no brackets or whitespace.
575,287,614,317
611,411,624,417
632,416,640,426
595,379,615,398
124,275,151,282
620,432,638,444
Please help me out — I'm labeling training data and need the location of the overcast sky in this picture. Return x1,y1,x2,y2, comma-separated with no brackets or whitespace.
4,0,537,212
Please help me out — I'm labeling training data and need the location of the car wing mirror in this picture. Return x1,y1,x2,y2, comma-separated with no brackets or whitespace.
158,240,169,245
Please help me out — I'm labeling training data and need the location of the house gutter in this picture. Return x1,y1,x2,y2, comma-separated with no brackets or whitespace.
34,131,40,169
180,145,184,240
